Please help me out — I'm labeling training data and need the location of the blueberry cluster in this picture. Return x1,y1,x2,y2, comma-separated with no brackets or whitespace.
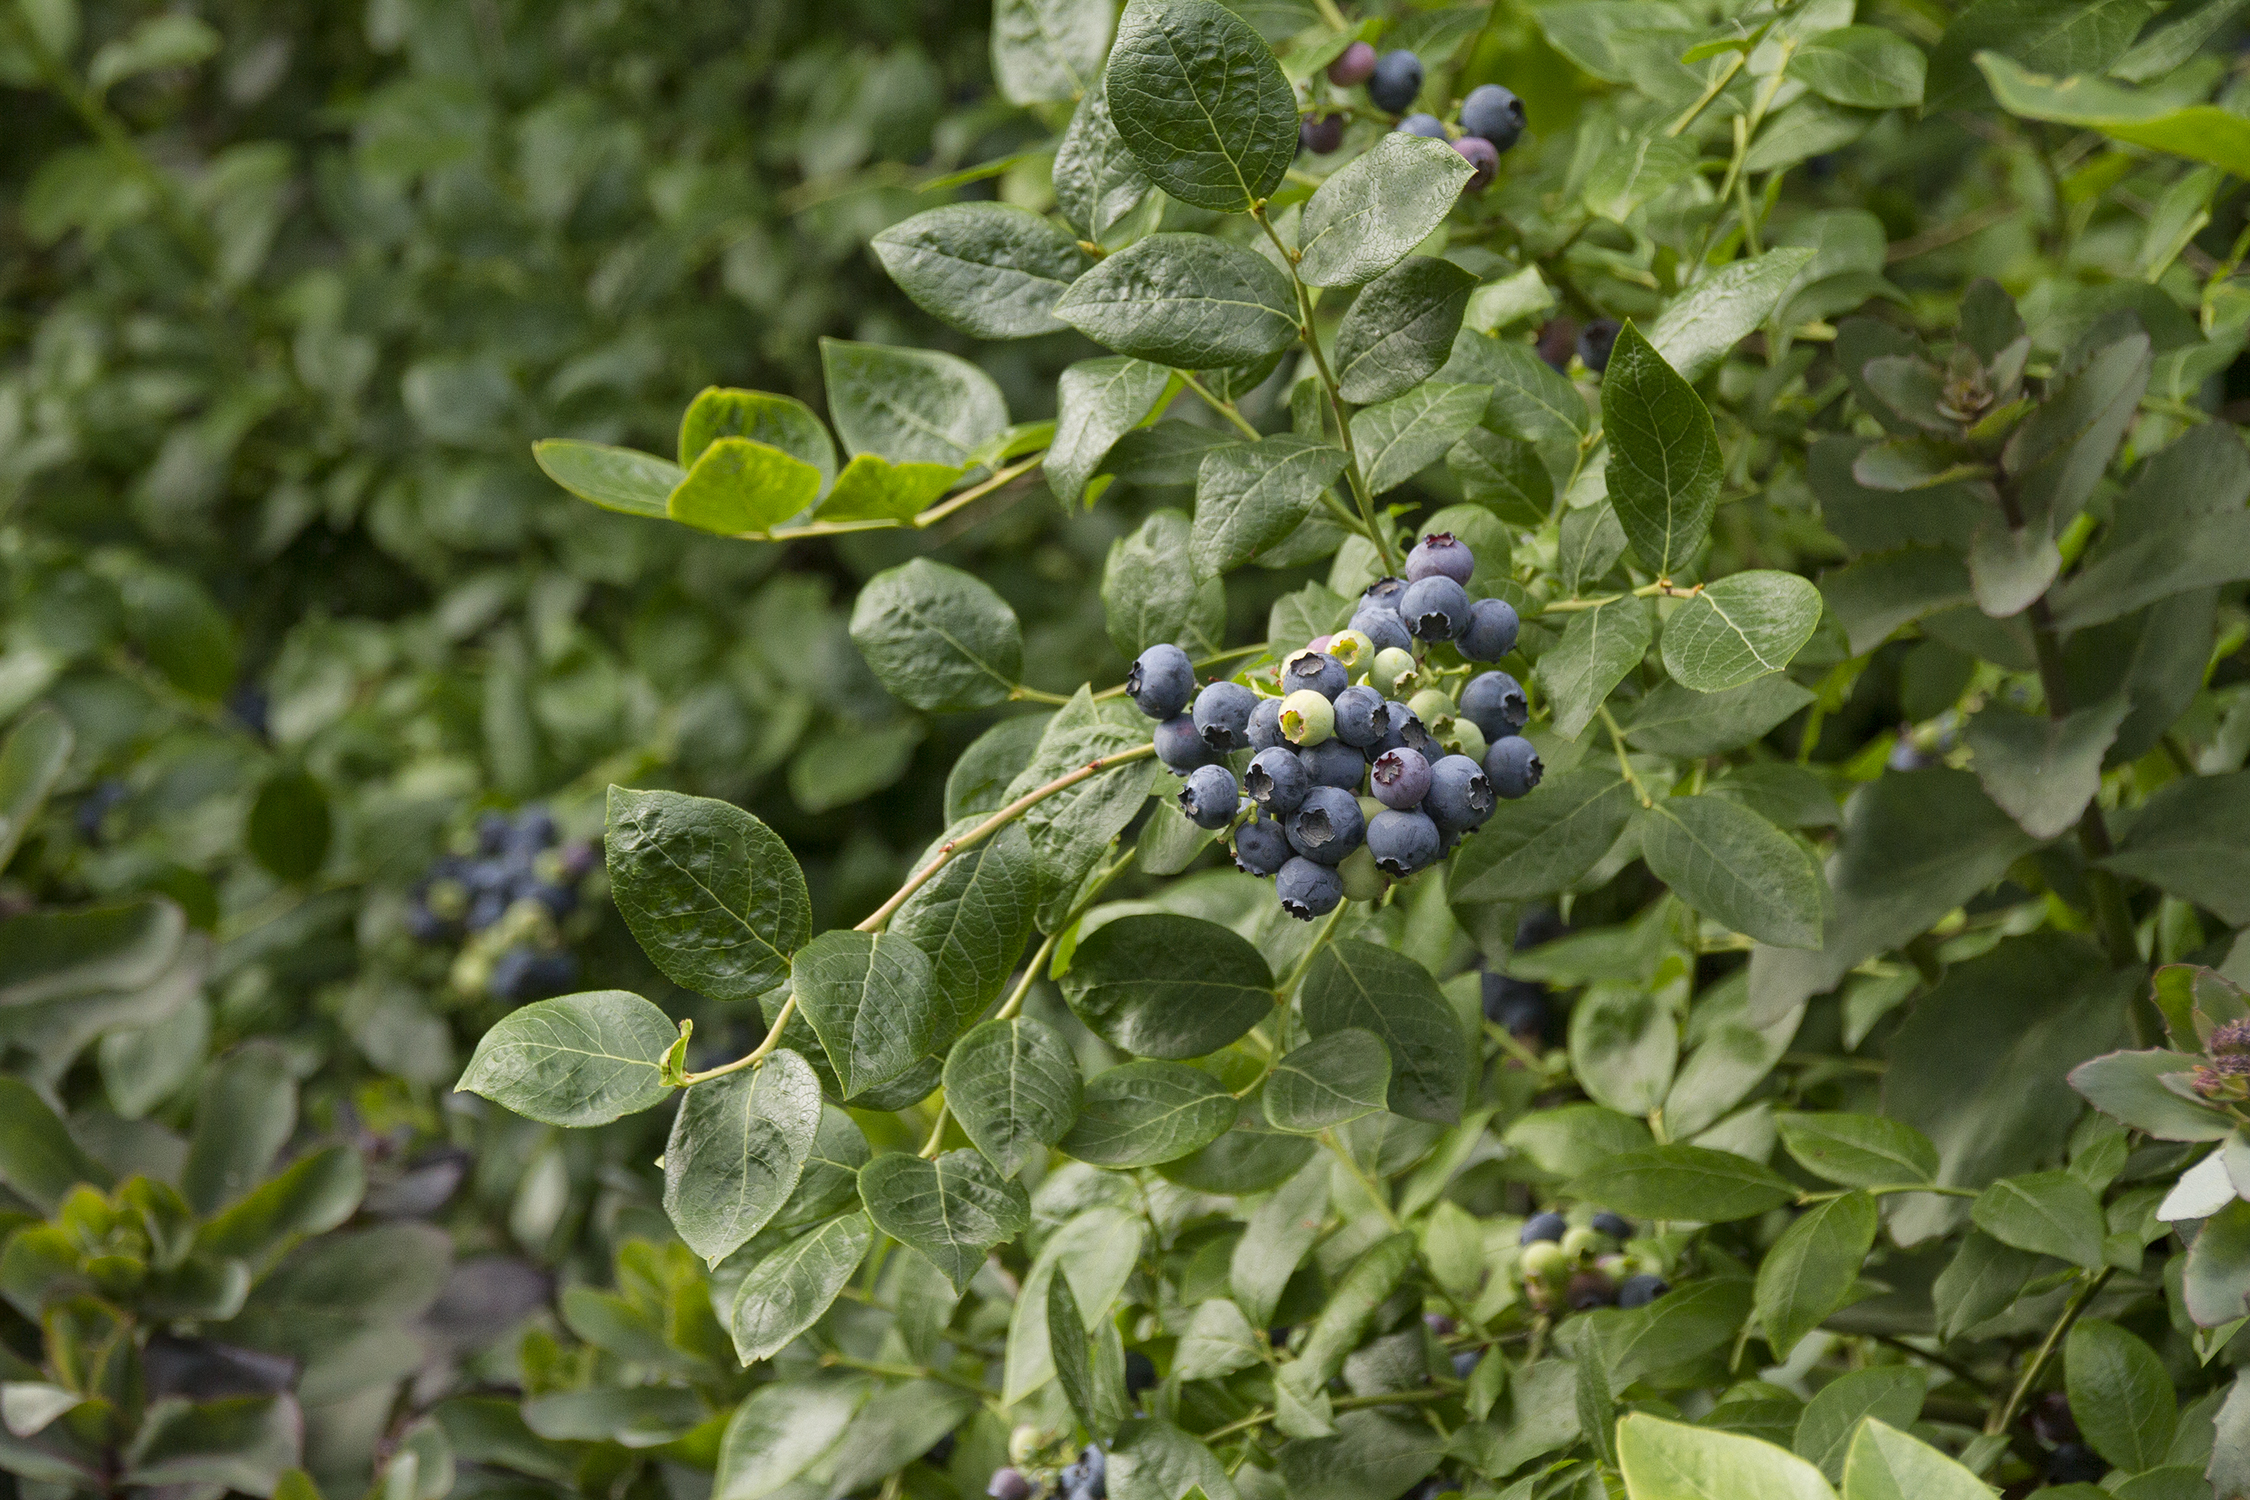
405,808,596,1001
1303,45,1526,194
1128,534,1544,922
1516,1211,1669,1314
987,1444,1105,1500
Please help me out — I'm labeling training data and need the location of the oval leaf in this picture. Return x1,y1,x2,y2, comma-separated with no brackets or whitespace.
1262,1030,1391,1133
942,1016,1084,1177
849,557,1026,713
1061,1061,1239,1167
663,1049,823,1266
456,990,676,1127
1661,571,1824,692
873,203,1095,340
606,786,812,1003
1103,0,1297,213
791,930,943,1099
1061,913,1275,1059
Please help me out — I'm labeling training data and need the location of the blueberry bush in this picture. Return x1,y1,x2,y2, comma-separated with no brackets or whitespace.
8,0,2250,1497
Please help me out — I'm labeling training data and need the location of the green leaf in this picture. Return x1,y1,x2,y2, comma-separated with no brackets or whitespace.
2069,1049,2234,1141
678,386,836,480
1818,547,1977,655
1105,508,1217,659
1062,1060,1239,1166
1570,1143,1798,1223
1299,939,1466,1124
663,1050,822,1266
1055,86,1154,242
1048,357,1175,507
1295,132,1473,289
1049,1270,1131,1439
1978,52,2250,175
605,787,811,1003
123,1396,299,1495
1616,1413,1838,1500
1062,912,1275,1058
776,1104,870,1228
1646,247,1818,384
1586,1277,1756,1391
1449,331,1591,450
195,1145,363,1260
1447,424,1554,526
247,770,331,882
1964,698,2129,841
1191,435,1344,577
1173,1297,1262,1379
873,204,1094,339
1262,1029,1391,1133
729,1211,875,1363
2050,506,2250,632
1663,979,1801,1138
1054,232,1298,369
2101,769,2250,925
813,453,960,522
1792,27,1926,108
1795,1367,1927,1483
1972,1170,2107,1268
1581,125,1699,223
712,1375,869,1500
1755,1190,1877,1358
1661,572,1824,692
0,1078,110,1212
1103,0,1297,213
942,1016,1083,1176
850,557,1026,713
666,437,824,534
1110,1418,1243,1500
1602,322,1722,578
183,1040,297,1213
1230,1153,1329,1324
1539,597,1654,741
1293,1231,1417,1383
820,338,1009,467
2183,1199,2250,1327
88,14,220,91
2004,327,2151,532
1008,688,1156,926
1774,1111,1938,1188
891,824,1038,1041
1268,579,1353,649
859,1148,1031,1291
1838,1418,1988,1500
1559,500,1630,594
1449,769,1639,901
1928,0,2155,110
457,990,677,1128
1933,1230,2042,1340
1004,1204,1147,1402
1333,257,1479,405
1276,1411,1445,1500
1350,382,1488,496
1625,676,1816,758
992,0,1115,104
791,930,943,1098
0,708,71,874
1637,795,1825,950
2065,1319,2177,1473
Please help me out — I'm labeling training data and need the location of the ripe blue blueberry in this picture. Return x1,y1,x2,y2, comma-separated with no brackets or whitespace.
1481,972,1547,1035
1058,1445,1108,1500
1361,577,1408,611
1331,685,1390,749
477,811,511,854
1349,607,1412,655
1453,135,1499,192
1579,318,1621,374
1154,714,1219,774
1425,754,1495,832
1459,84,1527,151
1397,112,1447,140
1370,746,1432,809
1520,1212,1566,1245
1460,672,1529,738
1193,680,1257,750
1179,764,1239,829
1366,808,1441,877
1300,112,1345,155
1286,785,1365,865
1127,644,1197,720
1399,576,1471,640
1245,746,1310,814
1277,856,1344,920
1328,40,1376,86
1367,49,1423,112
1385,701,1441,760
404,902,448,943
1592,1212,1635,1240
1246,696,1286,752
1299,738,1367,790
1405,532,1475,585
1451,1350,1481,1380
467,889,507,931
1233,815,1291,876
1484,736,1543,800
1458,598,1520,662
1281,648,1348,700
1615,1273,1669,1310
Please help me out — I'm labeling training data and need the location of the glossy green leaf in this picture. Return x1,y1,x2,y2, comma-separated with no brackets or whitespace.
1964,698,2128,840
1262,1029,1391,1133
992,0,1113,103
1104,508,1211,659
1297,133,1474,288
1447,424,1554,526
196,1144,363,1260
729,1210,875,1363
1616,1413,1838,1500
790,931,942,1098
457,990,677,1127
2065,1319,2176,1473
1774,1111,1938,1188
2069,1049,2234,1141
1838,1420,1985,1500
2100,769,2250,925
942,1016,1083,1176
873,203,1094,339
663,1049,822,1266
1661,571,1823,692
1539,597,1654,740
850,557,1026,713
605,787,811,1003
1299,939,1465,1124
1103,0,1297,213
1792,27,1926,108
1755,1190,1877,1358
1276,1410,1445,1500
891,823,1038,1041
821,338,1009,467
859,1148,1030,1290
2050,506,2250,631
1333,257,1478,405
1191,434,1346,578
1603,321,1721,578
1646,247,1817,384
1061,1061,1239,1166
678,386,836,480
1972,1170,2107,1269
1449,769,1639,901
711,1375,868,1500
775,1104,870,1228
0,1078,111,1212
123,1396,300,1494
1350,382,1488,496
1054,232,1298,369
1055,85,1154,241
1570,1143,1798,1223
1637,794,1825,950
1796,1368,1927,1482
1048,357,1175,507
666,436,824,534
183,1040,298,1213
1062,912,1275,1059
1049,1270,1131,1440
1004,1203,1146,1402
814,453,960,522
1173,1297,1262,1378
1979,52,2250,174
532,439,683,519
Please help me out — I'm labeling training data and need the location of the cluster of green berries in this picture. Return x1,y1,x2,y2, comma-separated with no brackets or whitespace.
1126,534,1544,921
1516,1210,1669,1314
1298,43,1527,194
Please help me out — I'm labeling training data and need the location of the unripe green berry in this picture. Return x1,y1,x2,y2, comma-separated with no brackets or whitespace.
1409,687,1456,728
1328,628,1376,670
1449,719,1488,762
1520,1240,1567,1282
1561,1225,1603,1262
1280,689,1336,746
1369,647,1416,697
1009,1426,1044,1466
1338,843,1384,901
1359,795,1384,825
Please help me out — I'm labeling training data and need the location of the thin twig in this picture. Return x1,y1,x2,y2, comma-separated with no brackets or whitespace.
1983,1267,2116,1445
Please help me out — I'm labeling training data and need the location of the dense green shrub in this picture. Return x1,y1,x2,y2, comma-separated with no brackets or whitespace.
7,0,2250,1497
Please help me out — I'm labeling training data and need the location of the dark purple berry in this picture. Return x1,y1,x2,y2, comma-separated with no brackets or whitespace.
1520,1212,1566,1244
1578,318,1621,374
1405,532,1475,585
1453,135,1499,191
1327,40,1376,86
1300,113,1346,155
1370,747,1432,809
